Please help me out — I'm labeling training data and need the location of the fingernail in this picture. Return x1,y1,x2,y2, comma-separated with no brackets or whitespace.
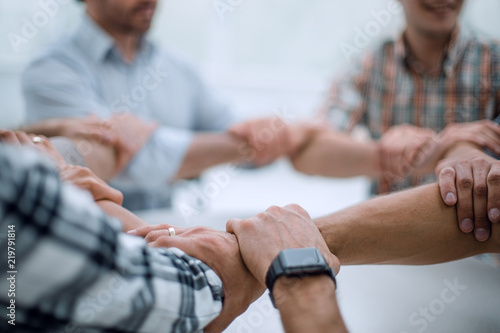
475,228,489,242
127,229,137,235
489,208,500,222
460,219,473,232
445,192,456,204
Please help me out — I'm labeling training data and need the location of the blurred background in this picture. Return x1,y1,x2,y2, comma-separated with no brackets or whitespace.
1,0,500,129
1,2,500,332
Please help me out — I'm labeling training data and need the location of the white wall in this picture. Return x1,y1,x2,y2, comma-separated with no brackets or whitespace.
1,0,499,128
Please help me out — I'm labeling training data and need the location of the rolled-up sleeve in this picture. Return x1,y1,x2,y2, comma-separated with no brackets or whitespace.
0,145,223,333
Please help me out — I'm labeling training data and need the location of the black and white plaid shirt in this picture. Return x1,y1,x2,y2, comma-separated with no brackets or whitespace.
0,145,223,333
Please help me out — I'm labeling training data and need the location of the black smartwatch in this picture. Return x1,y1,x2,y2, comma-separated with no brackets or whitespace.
265,247,337,308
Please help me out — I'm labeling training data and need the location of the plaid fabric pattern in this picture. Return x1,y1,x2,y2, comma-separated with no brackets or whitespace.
320,29,500,194
0,145,223,333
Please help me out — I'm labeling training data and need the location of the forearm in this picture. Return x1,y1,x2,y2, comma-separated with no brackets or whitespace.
97,200,149,232
315,184,500,265
291,130,381,178
174,133,251,180
274,276,347,333
65,138,117,181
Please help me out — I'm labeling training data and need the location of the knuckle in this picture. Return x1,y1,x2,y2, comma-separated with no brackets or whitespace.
457,160,471,169
439,167,455,178
487,173,500,187
286,203,309,217
266,205,283,215
471,158,488,167
473,183,488,196
458,177,473,190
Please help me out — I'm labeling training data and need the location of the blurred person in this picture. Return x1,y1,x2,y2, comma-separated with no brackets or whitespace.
315,0,500,194
22,0,309,211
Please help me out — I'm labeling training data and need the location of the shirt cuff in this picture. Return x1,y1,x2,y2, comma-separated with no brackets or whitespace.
127,127,194,188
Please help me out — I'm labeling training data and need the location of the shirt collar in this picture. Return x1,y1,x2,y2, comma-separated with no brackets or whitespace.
74,14,115,63
395,26,467,78
74,14,155,64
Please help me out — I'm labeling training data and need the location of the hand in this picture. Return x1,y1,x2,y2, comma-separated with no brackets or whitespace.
59,164,124,205
436,144,500,241
229,117,293,166
378,125,437,183
53,115,118,145
288,121,327,157
438,120,500,155
0,130,65,166
226,204,340,286
129,224,265,333
107,113,158,174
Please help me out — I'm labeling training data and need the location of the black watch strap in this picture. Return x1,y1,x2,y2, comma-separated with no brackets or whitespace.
265,248,337,308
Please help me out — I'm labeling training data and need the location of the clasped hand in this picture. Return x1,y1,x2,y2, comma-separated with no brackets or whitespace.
130,204,339,332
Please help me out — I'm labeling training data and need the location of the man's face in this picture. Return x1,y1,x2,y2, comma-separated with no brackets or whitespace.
399,0,465,38
86,0,157,34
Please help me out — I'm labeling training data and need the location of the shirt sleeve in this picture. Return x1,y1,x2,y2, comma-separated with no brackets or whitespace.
22,55,110,123
0,145,223,333
318,53,374,132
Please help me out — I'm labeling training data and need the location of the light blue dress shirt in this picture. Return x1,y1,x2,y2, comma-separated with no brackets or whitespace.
22,14,237,210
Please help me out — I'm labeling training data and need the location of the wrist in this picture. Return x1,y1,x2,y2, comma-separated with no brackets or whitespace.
273,275,343,333
444,141,483,159
273,275,336,307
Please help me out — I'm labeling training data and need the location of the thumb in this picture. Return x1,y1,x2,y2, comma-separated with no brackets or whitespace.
226,218,242,234
228,124,248,139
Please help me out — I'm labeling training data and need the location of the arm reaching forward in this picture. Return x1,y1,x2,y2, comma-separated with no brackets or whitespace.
315,183,500,266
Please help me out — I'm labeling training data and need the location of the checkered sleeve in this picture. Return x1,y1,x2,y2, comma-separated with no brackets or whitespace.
0,145,223,333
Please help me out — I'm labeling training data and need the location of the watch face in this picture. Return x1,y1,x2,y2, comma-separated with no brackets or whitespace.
279,248,325,273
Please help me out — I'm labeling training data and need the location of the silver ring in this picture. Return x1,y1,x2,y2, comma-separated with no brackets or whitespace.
32,136,43,144
168,227,176,237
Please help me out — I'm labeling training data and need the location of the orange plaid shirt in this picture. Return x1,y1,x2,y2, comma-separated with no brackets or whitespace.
321,28,500,194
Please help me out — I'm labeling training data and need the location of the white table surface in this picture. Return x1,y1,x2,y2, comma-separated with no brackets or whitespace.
135,160,500,333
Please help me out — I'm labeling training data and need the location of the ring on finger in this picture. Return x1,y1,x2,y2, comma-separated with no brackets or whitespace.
168,227,176,237
32,136,43,144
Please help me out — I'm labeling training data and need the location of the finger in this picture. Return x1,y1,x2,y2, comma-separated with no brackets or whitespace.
471,159,491,241
438,167,457,206
228,123,249,139
128,223,183,237
488,163,500,224
455,161,474,233
226,218,242,234
149,236,198,256
476,129,500,154
0,131,21,145
16,132,35,146
145,230,176,243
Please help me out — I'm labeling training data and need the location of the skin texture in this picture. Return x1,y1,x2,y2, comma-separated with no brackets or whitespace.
315,183,500,266
226,204,347,333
